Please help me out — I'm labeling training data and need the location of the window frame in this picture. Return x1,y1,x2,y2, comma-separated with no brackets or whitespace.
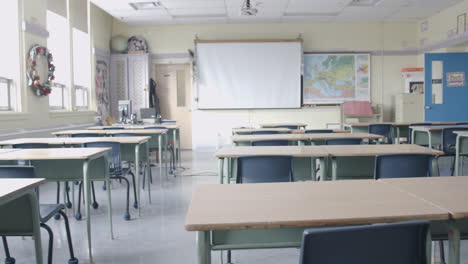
74,85,89,109
49,82,67,110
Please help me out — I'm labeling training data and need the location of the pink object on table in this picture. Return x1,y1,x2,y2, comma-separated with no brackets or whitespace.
343,101,373,115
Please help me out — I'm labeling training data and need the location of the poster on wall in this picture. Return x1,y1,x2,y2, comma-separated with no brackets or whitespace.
447,72,465,87
95,57,111,124
302,53,371,104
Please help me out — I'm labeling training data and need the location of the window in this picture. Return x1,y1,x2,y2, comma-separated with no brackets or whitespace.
0,0,20,111
47,10,70,109
72,28,91,109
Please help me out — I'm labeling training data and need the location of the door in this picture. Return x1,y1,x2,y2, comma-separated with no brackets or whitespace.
128,54,150,114
425,53,468,121
110,55,128,118
154,64,192,149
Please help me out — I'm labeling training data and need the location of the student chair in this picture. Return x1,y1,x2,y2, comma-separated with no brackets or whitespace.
81,141,136,220
237,156,293,183
324,138,362,145
305,129,334,134
299,221,429,264
102,127,125,130
252,140,289,146
456,122,468,125
441,127,468,175
0,166,78,264
12,143,72,220
251,131,279,135
368,124,393,144
272,125,300,129
70,133,101,137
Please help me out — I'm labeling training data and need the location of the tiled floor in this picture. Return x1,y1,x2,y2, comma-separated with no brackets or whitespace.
1,151,468,263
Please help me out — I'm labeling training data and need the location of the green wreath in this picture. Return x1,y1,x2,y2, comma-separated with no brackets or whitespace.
27,44,55,96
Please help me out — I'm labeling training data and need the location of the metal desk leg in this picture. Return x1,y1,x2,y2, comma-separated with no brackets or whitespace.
319,157,327,181
432,157,440,177
104,156,114,239
173,129,178,168
396,127,401,144
164,133,169,176
158,135,163,179
197,231,211,264
331,157,338,181
135,144,141,217
82,160,93,262
145,142,152,204
218,158,224,184
427,131,433,149
455,135,461,176
177,128,181,168
28,190,43,264
448,221,460,264
227,158,232,184
311,158,316,181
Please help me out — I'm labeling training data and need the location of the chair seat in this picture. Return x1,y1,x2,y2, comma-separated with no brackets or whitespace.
40,204,65,223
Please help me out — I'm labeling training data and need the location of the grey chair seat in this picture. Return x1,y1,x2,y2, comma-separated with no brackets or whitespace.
40,204,65,223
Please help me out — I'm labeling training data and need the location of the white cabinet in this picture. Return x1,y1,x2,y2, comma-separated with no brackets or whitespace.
395,93,424,122
110,53,150,118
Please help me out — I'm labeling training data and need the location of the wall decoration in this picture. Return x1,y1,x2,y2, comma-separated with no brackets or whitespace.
95,57,111,124
303,53,371,104
447,72,465,87
420,21,428,33
27,44,55,96
458,13,466,34
127,36,148,53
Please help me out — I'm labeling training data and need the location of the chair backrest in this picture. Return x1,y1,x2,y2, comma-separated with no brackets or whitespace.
272,125,300,129
408,123,431,143
237,156,293,183
368,124,393,144
12,143,49,149
374,154,433,179
456,122,468,125
111,133,139,137
144,126,166,129
252,140,289,146
0,165,35,179
71,133,100,138
305,129,334,134
325,138,362,145
103,127,125,130
442,127,468,154
83,141,121,174
251,131,279,135
299,221,429,264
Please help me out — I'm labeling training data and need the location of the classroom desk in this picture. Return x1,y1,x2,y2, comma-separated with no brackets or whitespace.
258,123,308,129
0,148,111,262
185,179,468,264
215,146,329,183
0,178,45,264
324,144,443,180
53,129,168,178
231,132,383,146
88,124,182,167
411,125,468,149
0,136,152,215
454,131,468,176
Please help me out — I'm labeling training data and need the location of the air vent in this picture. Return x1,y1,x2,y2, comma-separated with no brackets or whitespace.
129,1,162,10
348,0,383,6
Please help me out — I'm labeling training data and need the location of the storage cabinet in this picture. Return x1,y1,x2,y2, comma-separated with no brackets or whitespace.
394,93,424,122
110,53,150,118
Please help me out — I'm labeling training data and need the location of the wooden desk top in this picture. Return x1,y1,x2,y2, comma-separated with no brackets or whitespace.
0,178,45,203
232,128,292,133
185,180,449,231
52,129,167,136
88,124,179,130
410,125,468,131
215,146,328,158
381,176,468,219
0,148,110,160
0,149,19,155
344,122,466,127
0,137,150,146
258,123,308,128
324,144,443,157
454,131,468,136
231,133,383,142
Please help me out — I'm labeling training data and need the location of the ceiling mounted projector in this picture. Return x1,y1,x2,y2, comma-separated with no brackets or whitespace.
241,0,258,16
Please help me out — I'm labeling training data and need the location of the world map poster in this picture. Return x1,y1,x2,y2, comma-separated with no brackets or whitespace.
303,53,370,104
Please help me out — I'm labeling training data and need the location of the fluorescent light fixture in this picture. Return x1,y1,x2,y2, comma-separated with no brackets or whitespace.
283,12,340,17
129,1,162,10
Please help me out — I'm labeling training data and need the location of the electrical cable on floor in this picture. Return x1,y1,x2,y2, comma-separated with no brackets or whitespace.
171,166,217,177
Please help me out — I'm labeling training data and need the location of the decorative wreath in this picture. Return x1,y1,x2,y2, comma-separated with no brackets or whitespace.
27,44,55,96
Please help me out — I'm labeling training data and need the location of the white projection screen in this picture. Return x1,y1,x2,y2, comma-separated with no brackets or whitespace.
196,41,302,109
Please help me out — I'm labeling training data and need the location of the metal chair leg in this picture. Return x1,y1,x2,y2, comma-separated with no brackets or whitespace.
2,236,15,264
75,182,83,220
91,182,99,209
40,223,53,264
112,176,131,221
439,240,446,264
128,171,138,209
54,182,61,220
65,182,72,208
58,211,79,264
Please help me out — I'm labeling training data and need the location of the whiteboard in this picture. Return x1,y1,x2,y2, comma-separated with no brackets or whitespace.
196,41,302,109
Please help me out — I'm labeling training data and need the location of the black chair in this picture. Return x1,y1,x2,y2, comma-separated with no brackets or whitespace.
324,138,362,145
252,140,289,146
441,127,468,175
305,129,333,134
0,166,78,264
237,156,293,183
374,154,433,179
368,124,393,144
299,221,429,264
12,143,72,220
81,142,136,220
102,127,125,130
272,125,300,129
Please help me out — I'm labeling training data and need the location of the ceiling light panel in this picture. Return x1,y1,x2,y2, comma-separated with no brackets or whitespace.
285,0,353,14
160,0,225,9
129,1,162,10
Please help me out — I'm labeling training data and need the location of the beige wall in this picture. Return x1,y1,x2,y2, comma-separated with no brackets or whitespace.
0,1,113,131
